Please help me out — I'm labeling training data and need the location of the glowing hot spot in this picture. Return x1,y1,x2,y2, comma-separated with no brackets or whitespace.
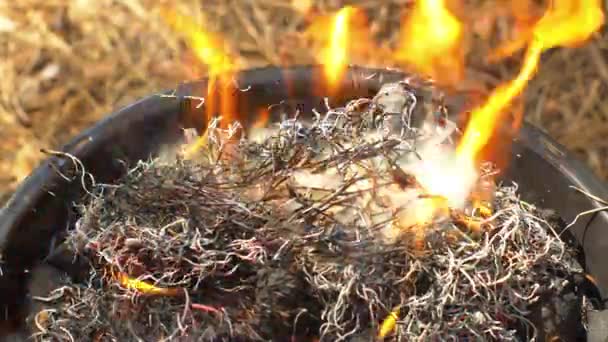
401,141,478,210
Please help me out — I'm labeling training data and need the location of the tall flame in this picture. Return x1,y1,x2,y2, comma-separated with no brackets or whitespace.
304,6,373,94
399,0,604,226
457,0,604,163
490,0,605,61
161,8,238,131
304,6,370,93
534,0,604,49
456,43,542,162
322,6,354,92
161,9,235,78
396,0,464,86
165,0,604,216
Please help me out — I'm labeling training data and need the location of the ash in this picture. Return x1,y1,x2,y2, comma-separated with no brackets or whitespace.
30,81,585,341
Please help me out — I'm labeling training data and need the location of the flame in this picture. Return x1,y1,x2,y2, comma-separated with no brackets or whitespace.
378,306,400,339
456,42,542,162
490,0,604,61
162,8,238,130
396,0,464,86
322,6,354,92
115,271,181,296
400,0,604,228
457,0,604,163
487,1,543,62
167,1,604,232
304,6,374,94
161,9,235,78
534,0,605,49
252,107,270,129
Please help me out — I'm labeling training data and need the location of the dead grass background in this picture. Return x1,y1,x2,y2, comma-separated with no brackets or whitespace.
0,0,607,204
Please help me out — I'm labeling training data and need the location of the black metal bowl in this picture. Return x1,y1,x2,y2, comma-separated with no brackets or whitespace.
1,65,607,339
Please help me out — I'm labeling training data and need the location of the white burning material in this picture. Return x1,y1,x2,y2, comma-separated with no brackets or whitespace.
188,80,481,239
398,119,478,209
281,83,477,224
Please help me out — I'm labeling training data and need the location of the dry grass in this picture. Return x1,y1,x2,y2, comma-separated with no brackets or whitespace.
0,0,607,203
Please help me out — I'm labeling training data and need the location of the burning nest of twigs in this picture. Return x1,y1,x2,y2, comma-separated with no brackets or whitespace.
29,82,590,341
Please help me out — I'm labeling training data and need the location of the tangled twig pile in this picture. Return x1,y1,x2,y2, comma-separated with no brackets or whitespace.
29,82,585,341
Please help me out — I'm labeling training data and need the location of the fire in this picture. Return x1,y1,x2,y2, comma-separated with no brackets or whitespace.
303,6,375,94
395,0,604,230
492,0,605,61
456,42,542,162
161,8,238,130
166,1,604,232
161,8,235,78
378,306,400,338
457,0,604,163
114,271,182,296
252,107,270,129
396,0,464,86
533,0,604,49
322,6,353,92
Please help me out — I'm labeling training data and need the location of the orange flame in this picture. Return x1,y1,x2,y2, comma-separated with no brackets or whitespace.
166,1,604,231
397,0,604,230
161,9,235,78
396,0,464,86
457,0,604,162
305,6,373,94
322,6,353,91
162,8,238,129
456,42,542,162
490,0,605,61
252,107,270,129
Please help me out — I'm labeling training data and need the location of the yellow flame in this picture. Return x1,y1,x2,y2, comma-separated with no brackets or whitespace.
304,6,374,94
396,0,464,86
399,0,604,227
161,9,235,78
115,272,181,296
378,307,400,339
490,0,604,61
322,6,353,92
162,7,239,152
184,129,209,159
457,0,604,162
456,42,542,161
534,0,604,49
